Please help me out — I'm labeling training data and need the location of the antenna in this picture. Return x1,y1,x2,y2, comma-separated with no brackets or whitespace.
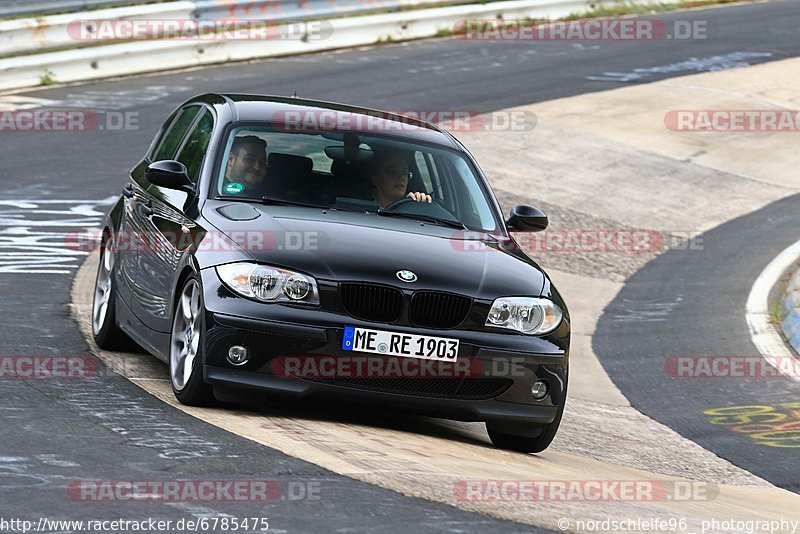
291,91,298,98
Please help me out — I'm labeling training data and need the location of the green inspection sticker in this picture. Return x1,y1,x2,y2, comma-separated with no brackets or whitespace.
225,182,244,194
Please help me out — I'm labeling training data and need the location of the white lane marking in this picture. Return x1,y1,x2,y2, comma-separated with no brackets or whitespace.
0,199,115,206
0,197,115,275
587,51,773,82
0,96,62,111
64,85,192,110
745,237,800,382
164,503,236,519
34,454,81,468
0,457,51,489
612,296,682,322
62,388,223,460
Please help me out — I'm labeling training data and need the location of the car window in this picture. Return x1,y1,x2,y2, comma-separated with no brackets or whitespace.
176,110,214,184
265,134,333,173
215,125,500,232
153,106,201,161
147,110,178,160
450,157,496,230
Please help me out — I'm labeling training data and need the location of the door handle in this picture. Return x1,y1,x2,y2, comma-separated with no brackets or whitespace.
122,184,134,198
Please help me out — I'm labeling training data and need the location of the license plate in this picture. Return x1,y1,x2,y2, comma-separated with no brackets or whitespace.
342,326,459,361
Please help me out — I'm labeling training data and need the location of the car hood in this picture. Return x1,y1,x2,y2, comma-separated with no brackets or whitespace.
201,201,545,299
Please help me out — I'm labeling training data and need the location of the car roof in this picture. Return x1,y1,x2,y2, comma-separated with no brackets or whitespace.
184,93,462,149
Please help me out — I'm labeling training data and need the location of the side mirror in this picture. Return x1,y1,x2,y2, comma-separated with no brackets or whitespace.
146,160,194,193
506,204,548,232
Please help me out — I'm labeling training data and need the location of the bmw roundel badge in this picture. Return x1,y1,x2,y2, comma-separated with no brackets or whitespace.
396,270,418,283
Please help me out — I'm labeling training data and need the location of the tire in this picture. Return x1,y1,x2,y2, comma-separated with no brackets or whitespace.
169,274,216,406
486,397,566,454
92,234,133,350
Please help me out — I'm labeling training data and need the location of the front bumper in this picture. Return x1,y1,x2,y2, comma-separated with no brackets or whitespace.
200,270,569,425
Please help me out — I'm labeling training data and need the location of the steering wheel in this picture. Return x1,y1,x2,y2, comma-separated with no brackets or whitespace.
382,196,461,223
382,197,417,211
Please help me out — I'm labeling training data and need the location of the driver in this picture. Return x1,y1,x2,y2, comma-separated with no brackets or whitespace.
369,150,431,208
221,135,268,196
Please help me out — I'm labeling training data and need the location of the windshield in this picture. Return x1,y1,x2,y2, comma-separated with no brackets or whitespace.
214,125,500,232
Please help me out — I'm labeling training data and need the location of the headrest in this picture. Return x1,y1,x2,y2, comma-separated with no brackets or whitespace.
330,159,373,200
267,153,313,175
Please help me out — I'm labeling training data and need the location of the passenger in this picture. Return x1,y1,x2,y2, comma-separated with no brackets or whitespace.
221,136,268,196
369,150,432,208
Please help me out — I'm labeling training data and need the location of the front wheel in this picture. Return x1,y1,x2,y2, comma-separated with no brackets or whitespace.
486,401,565,454
170,275,216,406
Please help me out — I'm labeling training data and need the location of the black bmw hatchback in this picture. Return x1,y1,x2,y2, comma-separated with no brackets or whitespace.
92,94,570,453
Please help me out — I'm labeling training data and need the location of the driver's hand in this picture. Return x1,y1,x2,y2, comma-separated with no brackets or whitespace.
407,192,432,203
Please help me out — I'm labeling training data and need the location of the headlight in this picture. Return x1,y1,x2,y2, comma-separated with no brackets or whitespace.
216,263,319,305
485,297,562,335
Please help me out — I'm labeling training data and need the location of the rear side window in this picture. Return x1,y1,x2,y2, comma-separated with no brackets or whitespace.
153,106,201,161
176,110,214,184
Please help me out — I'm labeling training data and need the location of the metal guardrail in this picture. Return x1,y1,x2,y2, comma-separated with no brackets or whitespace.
0,0,469,56
0,0,471,21
195,0,392,24
192,0,466,23
0,2,197,57
0,0,150,19
0,0,650,90
0,0,597,90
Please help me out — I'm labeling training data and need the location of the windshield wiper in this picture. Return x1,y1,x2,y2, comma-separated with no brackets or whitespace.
375,210,466,229
329,205,372,214
260,196,328,209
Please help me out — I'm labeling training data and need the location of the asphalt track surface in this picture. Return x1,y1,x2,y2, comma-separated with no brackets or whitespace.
593,193,800,493
1,0,799,529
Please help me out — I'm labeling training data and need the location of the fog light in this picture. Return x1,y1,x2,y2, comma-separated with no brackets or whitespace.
531,380,549,400
227,345,249,366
